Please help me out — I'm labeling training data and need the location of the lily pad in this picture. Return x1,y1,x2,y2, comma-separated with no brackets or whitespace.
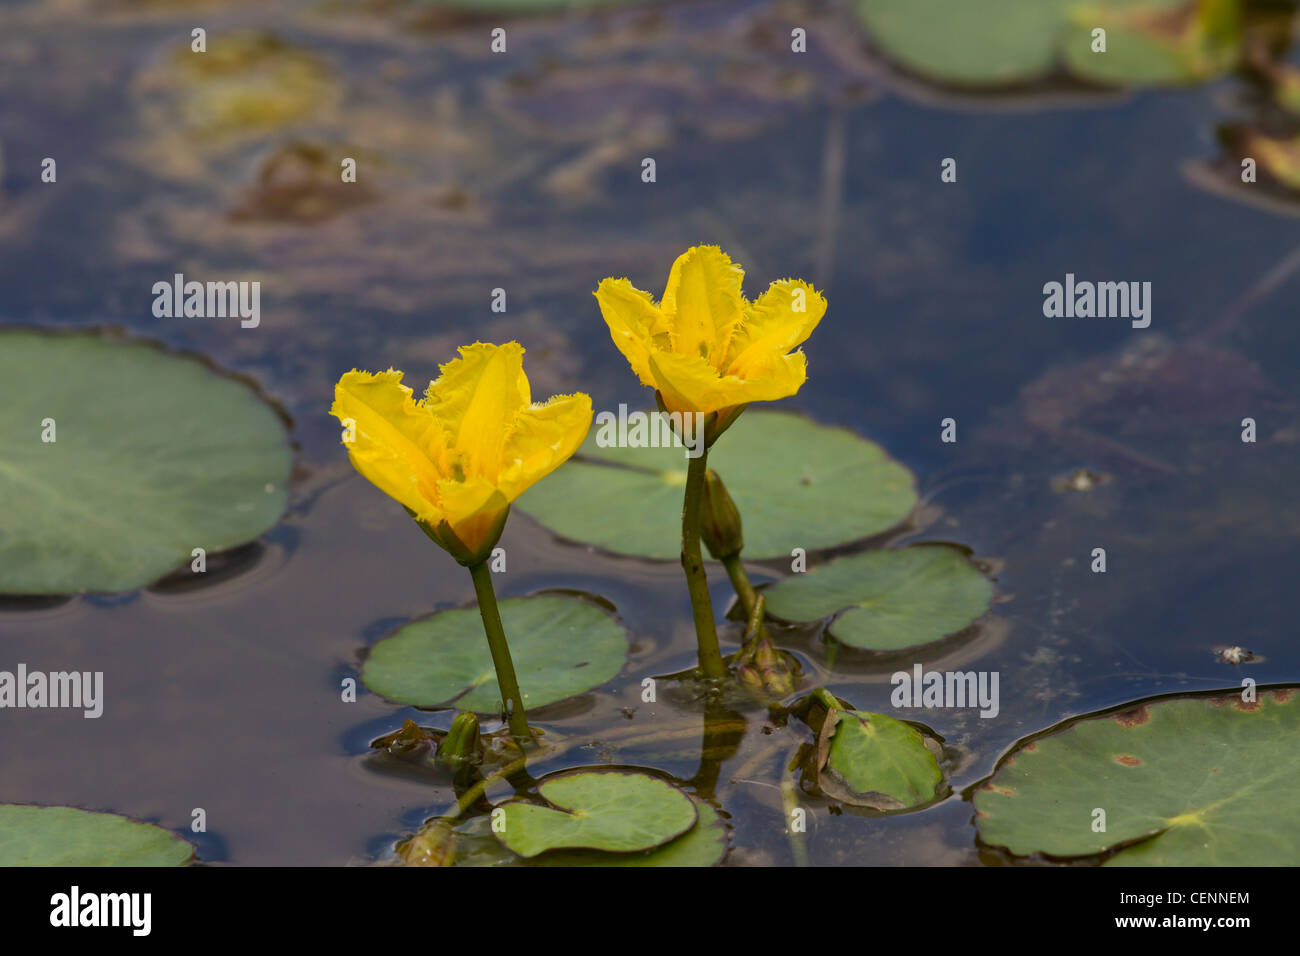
856,0,1237,88
0,805,194,866
452,795,726,867
825,710,945,808
361,594,628,711
495,770,698,858
764,546,993,651
973,688,1300,865
518,410,916,560
0,331,292,595
796,690,946,810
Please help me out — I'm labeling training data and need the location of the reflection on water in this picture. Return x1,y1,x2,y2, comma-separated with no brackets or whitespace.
1,0,1298,864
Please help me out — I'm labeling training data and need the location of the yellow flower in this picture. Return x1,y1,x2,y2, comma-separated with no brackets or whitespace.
330,342,592,564
594,245,826,418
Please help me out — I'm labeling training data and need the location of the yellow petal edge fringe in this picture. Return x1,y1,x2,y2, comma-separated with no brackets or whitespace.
331,341,593,563
594,245,827,417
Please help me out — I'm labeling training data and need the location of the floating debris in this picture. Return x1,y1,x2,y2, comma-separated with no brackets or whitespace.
1051,468,1112,493
1215,645,1257,665
229,141,378,223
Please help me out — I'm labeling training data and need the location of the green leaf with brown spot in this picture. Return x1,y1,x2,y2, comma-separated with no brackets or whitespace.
974,688,1300,865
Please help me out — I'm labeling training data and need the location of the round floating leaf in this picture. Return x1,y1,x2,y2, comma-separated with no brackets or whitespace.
764,546,993,651
974,688,1300,865
856,0,1235,88
822,708,945,809
496,770,698,858
795,690,946,810
857,0,1068,86
362,594,628,711
0,805,193,866
533,798,726,866
452,795,726,867
1062,0,1240,86
518,410,916,560
0,331,291,595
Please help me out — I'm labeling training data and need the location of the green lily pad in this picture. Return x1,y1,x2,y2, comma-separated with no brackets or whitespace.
796,690,946,810
825,709,945,809
0,805,194,866
0,331,291,595
518,410,916,560
763,546,993,651
362,594,628,711
974,688,1300,865
856,0,1237,88
496,770,698,858
452,795,726,867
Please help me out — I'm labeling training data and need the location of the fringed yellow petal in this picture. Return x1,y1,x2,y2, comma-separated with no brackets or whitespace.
330,369,446,518
726,279,826,379
499,392,594,501
597,248,825,417
423,342,528,483
593,278,668,387
660,245,745,367
648,349,752,416
344,444,443,526
727,350,808,405
332,347,591,563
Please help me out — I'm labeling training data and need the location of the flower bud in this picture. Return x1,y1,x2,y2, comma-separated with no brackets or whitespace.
437,711,481,774
737,663,765,693
754,639,798,697
699,469,744,559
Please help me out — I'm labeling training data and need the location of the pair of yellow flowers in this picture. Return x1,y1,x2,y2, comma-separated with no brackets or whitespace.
331,246,827,564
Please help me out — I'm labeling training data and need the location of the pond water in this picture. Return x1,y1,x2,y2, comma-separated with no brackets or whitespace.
1,0,1297,865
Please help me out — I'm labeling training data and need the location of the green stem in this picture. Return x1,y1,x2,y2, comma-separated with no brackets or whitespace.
683,450,726,679
724,553,777,657
468,561,534,745
448,753,529,822
722,553,759,621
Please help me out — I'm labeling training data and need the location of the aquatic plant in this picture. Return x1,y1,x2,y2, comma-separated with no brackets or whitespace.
330,342,592,742
594,245,826,678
